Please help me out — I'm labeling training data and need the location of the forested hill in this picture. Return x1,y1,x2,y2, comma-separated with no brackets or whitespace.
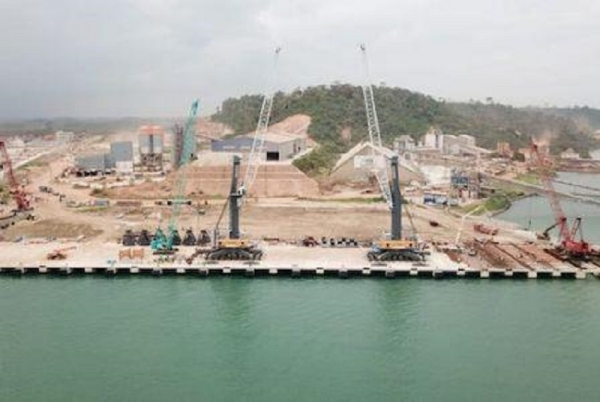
535,106,600,132
212,84,599,157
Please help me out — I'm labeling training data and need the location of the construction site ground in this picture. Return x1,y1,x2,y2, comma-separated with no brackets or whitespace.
2,146,597,277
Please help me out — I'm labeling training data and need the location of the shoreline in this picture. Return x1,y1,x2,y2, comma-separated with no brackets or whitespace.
0,263,594,280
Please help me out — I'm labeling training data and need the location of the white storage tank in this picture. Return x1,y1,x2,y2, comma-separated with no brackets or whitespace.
139,126,152,155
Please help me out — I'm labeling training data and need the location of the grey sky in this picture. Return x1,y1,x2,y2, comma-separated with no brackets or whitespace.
0,0,598,119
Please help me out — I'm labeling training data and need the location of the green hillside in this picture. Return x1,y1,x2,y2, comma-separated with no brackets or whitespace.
536,106,600,132
213,84,599,157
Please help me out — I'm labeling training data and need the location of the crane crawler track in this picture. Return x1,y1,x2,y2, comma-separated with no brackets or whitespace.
205,248,263,261
367,250,425,262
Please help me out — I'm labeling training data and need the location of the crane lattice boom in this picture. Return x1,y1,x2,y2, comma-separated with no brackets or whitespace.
151,99,198,252
530,141,589,256
168,99,199,235
0,140,31,211
359,44,392,209
530,143,569,241
241,47,281,196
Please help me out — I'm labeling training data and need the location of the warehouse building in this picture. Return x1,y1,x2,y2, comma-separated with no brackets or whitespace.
75,153,107,173
211,137,254,153
107,141,134,174
210,132,306,161
75,141,135,175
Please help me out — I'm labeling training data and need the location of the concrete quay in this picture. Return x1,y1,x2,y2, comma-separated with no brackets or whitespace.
0,261,593,280
0,243,596,280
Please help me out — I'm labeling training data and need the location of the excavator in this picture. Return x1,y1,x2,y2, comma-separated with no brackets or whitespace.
47,246,77,260
358,45,425,262
204,48,281,261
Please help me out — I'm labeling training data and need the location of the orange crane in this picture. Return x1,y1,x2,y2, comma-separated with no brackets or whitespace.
0,140,32,212
529,140,590,259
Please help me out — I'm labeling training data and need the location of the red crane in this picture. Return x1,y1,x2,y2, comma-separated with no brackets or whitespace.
529,141,590,258
0,140,31,212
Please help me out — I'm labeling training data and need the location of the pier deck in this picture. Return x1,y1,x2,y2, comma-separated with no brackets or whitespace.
0,242,596,280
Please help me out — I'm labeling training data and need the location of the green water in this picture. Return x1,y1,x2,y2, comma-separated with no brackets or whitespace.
500,172,600,243
1,277,600,402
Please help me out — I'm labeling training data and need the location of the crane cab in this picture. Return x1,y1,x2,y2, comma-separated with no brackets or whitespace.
217,238,252,249
376,239,418,250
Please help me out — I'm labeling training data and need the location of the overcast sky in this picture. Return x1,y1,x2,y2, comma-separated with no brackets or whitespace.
0,0,598,119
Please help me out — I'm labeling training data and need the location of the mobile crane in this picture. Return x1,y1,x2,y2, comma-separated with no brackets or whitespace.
530,140,591,259
205,155,263,260
0,140,34,228
151,99,199,254
359,44,425,262
205,47,281,261
367,155,425,261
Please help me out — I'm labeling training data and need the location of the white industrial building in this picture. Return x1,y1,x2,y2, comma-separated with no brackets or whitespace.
422,127,444,150
211,131,306,161
418,127,485,156
55,131,75,143
394,135,416,152
330,142,425,185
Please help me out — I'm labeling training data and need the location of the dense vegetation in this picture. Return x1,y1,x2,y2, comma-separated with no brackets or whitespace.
214,84,446,152
291,144,338,177
537,106,600,132
461,189,525,215
213,84,600,158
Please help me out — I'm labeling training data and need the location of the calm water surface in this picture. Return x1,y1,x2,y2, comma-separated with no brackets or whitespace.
3,173,600,401
1,277,599,402
500,171,600,243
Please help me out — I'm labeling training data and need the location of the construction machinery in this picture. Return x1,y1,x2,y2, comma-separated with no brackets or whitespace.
150,99,199,254
529,140,591,259
455,204,486,246
0,140,34,228
358,45,425,262
205,47,281,261
47,246,77,260
367,155,425,261
205,155,263,260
